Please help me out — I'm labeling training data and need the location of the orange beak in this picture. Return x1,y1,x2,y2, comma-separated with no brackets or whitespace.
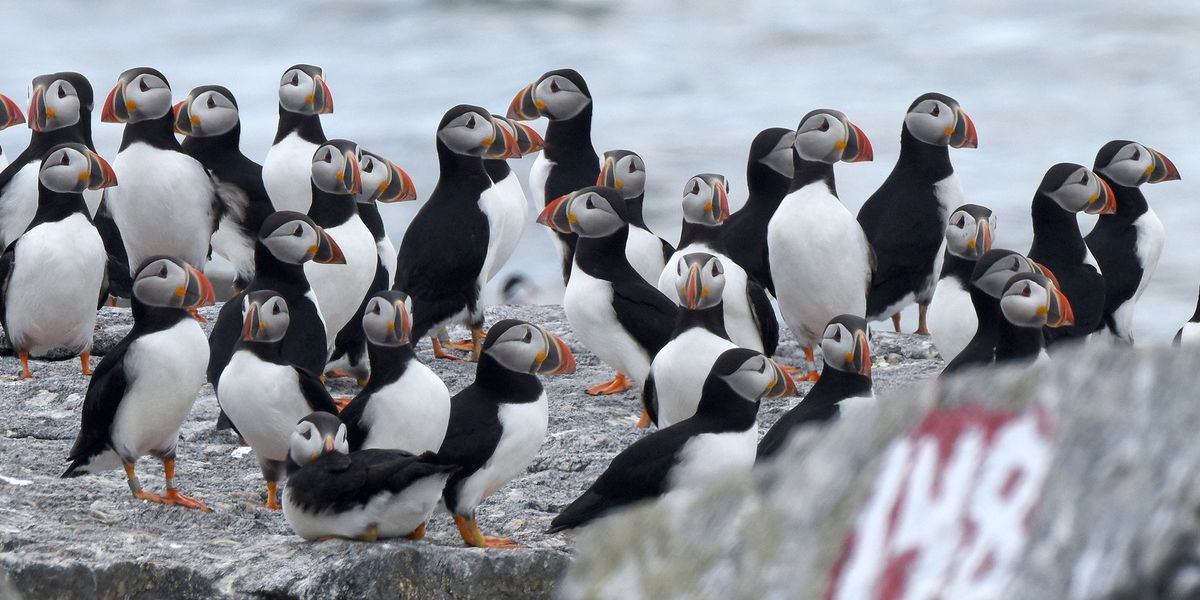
1047,285,1074,328
1087,176,1118,215
100,81,127,123
845,122,874,162
375,159,418,203
86,150,119,190
240,303,259,342
0,93,25,130
536,193,574,233
1147,147,1181,184
950,109,978,149
537,332,577,375
507,82,540,121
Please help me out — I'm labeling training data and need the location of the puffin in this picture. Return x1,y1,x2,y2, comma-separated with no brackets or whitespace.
61,257,215,510
597,149,673,284
324,146,417,383
392,105,517,361
1027,163,1115,345
769,109,874,381
101,67,222,274
435,320,575,547
507,68,599,284
858,93,978,334
282,412,456,542
207,211,345,390
927,204,995,362
1,143,117,378
722,127,796,295
657,173,777,354
538,186,678,396
340,291,451,454
217,291,340,509
1085,140,1181,343
0,93,24,169
757,314,873,461
0,73,100,249
263,64,333,214
1175,289,1200,348
643,252,737,429
548,348,793,533
174,85,275,292
996,271,1074,365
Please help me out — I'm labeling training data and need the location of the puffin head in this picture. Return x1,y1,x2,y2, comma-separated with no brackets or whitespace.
38,143,118,193
903,92,977,149
436,105,518,159
820,315,872,376
944,204,995,260
597,150,646,199
480,319,576,376
28,72,91,132
673,252,726,310
289,412,349,466
1039,162,1116,215
971,249,1059,300
748,127,797,182
362,290,414,347
1094,140,1180,188
1000,272,1074,329
356,147,417,204
241,291,290,343
258,211,346,265
310,139,362,195
278,64,333,116
794,109,873,164
173,85,239,138
681,173,731,226
711,348,796,402
102,67,173,124
0,93,24,131
507,68,592,122
131,256,214,310
537,186,628,238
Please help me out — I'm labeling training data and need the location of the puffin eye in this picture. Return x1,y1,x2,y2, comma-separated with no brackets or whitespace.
272,303,281,315
953,215,965,227
300,427,312,440
522,329,533,343
1080,172,1089,186
832,328,842,343
207,96,217,109
1021,284,1032,297
363,159,374,173
711,263,720,277
322,150,333,163
292,224,303,237
290,73,300,86
585,197,595,210
466,116,476,129
158,265,169,278
1130,148,1141,162
817,118,830,132
691,182,701,195
138,78,150,93
549,80,560,93
59,153,71,166
57,85,66,99
930,104,940,117
371,304,381,315
628,161,637,173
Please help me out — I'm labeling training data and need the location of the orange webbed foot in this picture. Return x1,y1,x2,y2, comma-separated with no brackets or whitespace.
586,373,633,396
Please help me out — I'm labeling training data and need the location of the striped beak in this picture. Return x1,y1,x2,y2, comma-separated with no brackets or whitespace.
375,159,418,203
971,218,993,254
843,121,874,162
508,119,545,154
507,82,540,121
86,149,119,190
172,99,192,135
764,358,797,399
1084,176,1118,215
1146,147,1181,184
484,116,520,159
536,193,575,234
312,75,334,115
683,262,704,309
101,80,129,123
949,107,978,149
392,299,413,345
851,330,871,376
536,332,576,375
240,303,260,342
312,226,347,264
1046,284,1074,328
183,265,215,309
0,93,25,130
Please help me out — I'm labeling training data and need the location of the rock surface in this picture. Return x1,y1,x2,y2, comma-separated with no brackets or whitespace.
0,304,940,599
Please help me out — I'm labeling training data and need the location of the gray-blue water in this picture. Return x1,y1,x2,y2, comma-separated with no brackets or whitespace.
1,0,1197,343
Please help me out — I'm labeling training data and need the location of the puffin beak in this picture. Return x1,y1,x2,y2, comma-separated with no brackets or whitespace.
1086,176,1118,215
101,80,129,123
536,332,577,375
764,359,797,399
1146,147,1181,183
852,330,872,376
712,179,731,223
536,193,575,234
184,265,215,309
323,435,336,453
974,218,993,254
0,93,25,130
507,82,541,121
950,108,978,149
392,300,413,345
375,159,418,203
172,99,192,135
1045,285,1075,328
314,75,334,115
27,86,46,131
240,303,259,342
597,156,617,188
683,263,704,309
484,116,520,159
312,226,347,264
511,120,544,154
843,121,874,162
344,151,363,194
86,150,119,190
1030,260,1063,291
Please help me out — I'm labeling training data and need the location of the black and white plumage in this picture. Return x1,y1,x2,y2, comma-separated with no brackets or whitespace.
283,413,455,542
757,315,873,460
481,115,542,284
101,67,222,273
770,109,874,381
0,73,101,250
1085,140,1180,343
340,291,451,454
1027,163,1114,345
1,144,117,379
435,320,575,547
217,291,340,509
927,204,995,362
175,85,275,292
508,68,599,284
995,271,1074,365
62,257,215,511
263,64,333,214
597,149,673,284
858,93,978,334
392,105,518,361
723,127,795,295
644,253,737,429
549,348,792,533
538,186,678,396
324,146,417,382
658,174,777,354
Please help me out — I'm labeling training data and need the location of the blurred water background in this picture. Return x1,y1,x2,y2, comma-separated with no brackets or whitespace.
0,0,1196,343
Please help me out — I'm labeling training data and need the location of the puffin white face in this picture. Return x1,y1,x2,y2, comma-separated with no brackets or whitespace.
1044,165,1116,215
29,78,81,132
719,353,795,402
178,89,238,137
131,257,215,310
681,174,731,226
483,321,576,375
532,74,590,121
362,293,414,347
278,66,333,115
973,252,1047,299
311,143,362,195
904,95,978,148
598,151,646,199
102,70,172,124
538,188,625,238
38,144,118,194
759,131,797,177
289,415,349,466
944,207,995,260
262,218,320,264
795,109,873,164
1000,274,1074,328
356,149,417,204
820,319,871,376
674,252,726,310
241,294,290,344
437,110,515,158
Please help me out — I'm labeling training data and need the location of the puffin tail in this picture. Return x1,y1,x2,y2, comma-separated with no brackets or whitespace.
547,490,612,534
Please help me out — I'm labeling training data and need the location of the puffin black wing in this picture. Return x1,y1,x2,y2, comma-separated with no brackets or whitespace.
434,385,504,509
659,238,675,263
94,195,132,301
640,372,660,427
747,278,779,356
62,335,133,476
339,389,373,451
756,402,840,461
0,247,13,334
611,279,677,356
393,205,489,339
206,296,245,385
287,450,454,513
296,367,341,415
